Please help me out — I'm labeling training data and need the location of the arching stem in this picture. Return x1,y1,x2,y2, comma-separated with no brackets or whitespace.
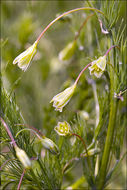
74,13,94,41
36,7,104,44
75,62,92,85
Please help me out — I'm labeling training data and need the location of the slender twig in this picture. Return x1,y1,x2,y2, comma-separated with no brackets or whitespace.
74,13,94,40
15,123,44,137
71,133,89,156
62,157,79,174
104,45,119,56
17,169,26,190
0,117,17,147
75,62,92,84
36,7,105,43
71,133,92,174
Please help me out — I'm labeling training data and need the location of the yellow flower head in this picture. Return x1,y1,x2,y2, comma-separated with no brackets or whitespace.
89,55,106,78
50,83,76,112
41,137,59,155
59,41,77,61
13,41,37,71
54,121,71,136
15,146,31,169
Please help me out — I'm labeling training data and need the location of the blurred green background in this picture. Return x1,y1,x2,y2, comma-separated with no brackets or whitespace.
1,0,95,132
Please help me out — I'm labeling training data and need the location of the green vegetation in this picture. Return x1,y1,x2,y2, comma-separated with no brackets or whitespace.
1,1,126,189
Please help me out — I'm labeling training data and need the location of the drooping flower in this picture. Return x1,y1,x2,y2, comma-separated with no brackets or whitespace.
59,40,77,61
89,55,106,78
40,137,59,155
50,83,76,112
15,146,31,169
13,41,37,71
54,121,71,136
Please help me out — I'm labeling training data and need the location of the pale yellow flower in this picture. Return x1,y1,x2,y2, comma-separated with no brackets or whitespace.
13,41,37,71
89,56,106,78
41,137,59,155
54,121,71,136
50,83,76,112
15,146,31,169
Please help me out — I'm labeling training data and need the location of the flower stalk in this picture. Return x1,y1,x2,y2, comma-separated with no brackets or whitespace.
36,7,104,44
17,169,26,190
0,117,17,147
74,13,94,41
97,41,118,189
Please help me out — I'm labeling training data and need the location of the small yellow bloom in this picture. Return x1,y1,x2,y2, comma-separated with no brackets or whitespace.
15,146,31,169
13,41,37,71
89,56,106,78
54,121,71,136
41,137,59,155
59,41,77,61
50,83,76,112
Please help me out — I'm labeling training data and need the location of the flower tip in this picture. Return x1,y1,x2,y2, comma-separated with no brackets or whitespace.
89,55,106,78
54,121,71,136
50,83,76,112
41,137,59,155
13,41,37,72
15,146,31,169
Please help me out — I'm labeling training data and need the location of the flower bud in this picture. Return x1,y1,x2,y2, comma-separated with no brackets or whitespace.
89,55,106,78
41,137,59,155
82,148,100,157
50,83,76,112
13,41,37,71
78,111,89,120
59,41,77,61
54,121,71,136
15,146,31,169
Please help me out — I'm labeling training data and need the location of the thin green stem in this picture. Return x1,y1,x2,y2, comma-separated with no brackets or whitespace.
15,123,44,137
71,133,93,175
71,133,88,157
36,7,105,43
74,13,94,41
97,41,118,189
66,176,86,189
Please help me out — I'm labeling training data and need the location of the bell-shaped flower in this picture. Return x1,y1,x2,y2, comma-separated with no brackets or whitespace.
13,41,37,71
40,137,59,155
50,83,76,112
54,121,71,136
89,55,106,78
59,40,77,61
15,146,31,169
